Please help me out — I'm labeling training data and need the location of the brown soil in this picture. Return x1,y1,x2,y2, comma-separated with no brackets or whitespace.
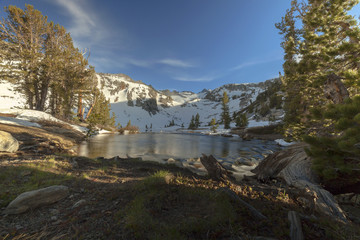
0,121,84,157
0,122,359,239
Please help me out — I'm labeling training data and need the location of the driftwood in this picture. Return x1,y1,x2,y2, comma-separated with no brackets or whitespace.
324,73,349,104
217,187,267,220
200,154,234,182
252,143,348,223
288,211,304,240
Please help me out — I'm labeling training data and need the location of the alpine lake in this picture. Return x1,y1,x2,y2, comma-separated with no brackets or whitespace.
77,132,282,178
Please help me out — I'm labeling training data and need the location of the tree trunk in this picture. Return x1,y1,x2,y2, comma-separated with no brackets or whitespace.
85,96,97,121
77,92,83,121
324,73,349,104
200,154,235,182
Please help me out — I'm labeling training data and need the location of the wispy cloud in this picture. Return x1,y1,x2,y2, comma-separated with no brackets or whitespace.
231,56,282,71
157,58,195,68
53,0,124,50
54,0,95,39
119,57,196,69
173,76,215,82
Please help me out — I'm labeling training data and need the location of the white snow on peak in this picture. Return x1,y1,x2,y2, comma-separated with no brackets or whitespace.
0,72,280,132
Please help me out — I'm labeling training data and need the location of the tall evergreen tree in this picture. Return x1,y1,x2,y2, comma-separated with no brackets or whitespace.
1,4,99,120
278,0,360,193
0,5,48,109
221,91,231,129
277,0,360,138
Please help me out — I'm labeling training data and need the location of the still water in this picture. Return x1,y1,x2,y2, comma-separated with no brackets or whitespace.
77,133,281,164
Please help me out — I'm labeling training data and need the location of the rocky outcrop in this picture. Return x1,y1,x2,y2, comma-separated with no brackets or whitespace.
141,99,159,115
4,185,69,214
0,130,19,152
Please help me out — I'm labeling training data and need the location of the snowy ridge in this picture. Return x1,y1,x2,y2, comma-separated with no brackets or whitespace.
97,73,274,131
0,72,277,132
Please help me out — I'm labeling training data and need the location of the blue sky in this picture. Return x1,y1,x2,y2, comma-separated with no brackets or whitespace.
1,1,359,92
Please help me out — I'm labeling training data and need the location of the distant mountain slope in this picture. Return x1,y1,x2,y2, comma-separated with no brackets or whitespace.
97,73,282,131
0,72,284,131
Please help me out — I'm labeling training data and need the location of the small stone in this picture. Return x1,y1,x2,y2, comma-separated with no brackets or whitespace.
72,199,86,209
51,216,58,221
0,131,19,152
3,185,69,215
167,158,176,163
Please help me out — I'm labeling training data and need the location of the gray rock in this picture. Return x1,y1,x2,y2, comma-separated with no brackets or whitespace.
0,130,19,153
3,185,69,214
72,199,86,209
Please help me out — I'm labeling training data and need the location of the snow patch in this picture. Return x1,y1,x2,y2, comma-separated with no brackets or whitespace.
275,139,296,147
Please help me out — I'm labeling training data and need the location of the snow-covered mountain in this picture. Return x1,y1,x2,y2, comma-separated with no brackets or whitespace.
0,72,283,131
97,73,280,131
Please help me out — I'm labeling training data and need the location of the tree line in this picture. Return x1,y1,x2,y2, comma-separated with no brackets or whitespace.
0,4,114,126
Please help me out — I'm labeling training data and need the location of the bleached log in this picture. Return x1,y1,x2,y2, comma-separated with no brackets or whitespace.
288,211,304,240
217,187,267,220
252,144,348,222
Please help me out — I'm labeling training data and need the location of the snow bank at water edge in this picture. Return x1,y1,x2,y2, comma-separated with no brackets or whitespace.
275,139,296,147
0,109,88,133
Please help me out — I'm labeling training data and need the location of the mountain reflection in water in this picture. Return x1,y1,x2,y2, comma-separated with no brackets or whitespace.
77,133,282,163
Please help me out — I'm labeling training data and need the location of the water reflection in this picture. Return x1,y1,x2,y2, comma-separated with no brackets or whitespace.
77,133,281,163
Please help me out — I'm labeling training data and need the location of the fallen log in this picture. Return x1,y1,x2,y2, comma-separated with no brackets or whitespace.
288,211,304,240
252,143,348,223
200,154,234,182
217,187,267,220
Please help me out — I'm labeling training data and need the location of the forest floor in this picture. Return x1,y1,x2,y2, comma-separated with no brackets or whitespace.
0,121,359,240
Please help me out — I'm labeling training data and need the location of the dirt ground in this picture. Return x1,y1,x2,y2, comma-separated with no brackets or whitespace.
0,122,359,239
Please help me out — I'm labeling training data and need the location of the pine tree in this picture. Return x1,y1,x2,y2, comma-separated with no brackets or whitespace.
188,115,195,129
277,0,360,138
221,91,231,129
0,5,48,109
304,96,360,193
278,0,360,193
0,4,97,119
195,113,200,128
126,120,131,128
235,113,248,128
209,118,218,133
86,88,115,127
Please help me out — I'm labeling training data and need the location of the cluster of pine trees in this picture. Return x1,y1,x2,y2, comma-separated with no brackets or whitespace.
188,113,200,129
278,0,360,191
0,4,114,126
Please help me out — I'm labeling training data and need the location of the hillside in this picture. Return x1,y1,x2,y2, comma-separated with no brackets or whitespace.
97,73,283,131
0,73,284,131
